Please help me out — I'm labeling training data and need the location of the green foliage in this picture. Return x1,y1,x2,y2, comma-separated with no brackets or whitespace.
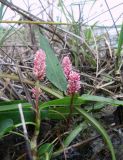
115,23,123,70
41,96,86,109
63,122,87,147
84,23,97,42
38,143,53,160
53,122,87,157
75,107,116,160
117,23,123,55
0,109,34,124
0,119,13,138
0,94,122,159
0,100,30,111
39,34,67,91
0,94,122,125
79,94,123,105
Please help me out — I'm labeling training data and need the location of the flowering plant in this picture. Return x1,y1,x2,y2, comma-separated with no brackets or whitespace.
0,49,116,160
26,52,116,160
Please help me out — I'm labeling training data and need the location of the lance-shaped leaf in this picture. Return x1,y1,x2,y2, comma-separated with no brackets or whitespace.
39,34,67,91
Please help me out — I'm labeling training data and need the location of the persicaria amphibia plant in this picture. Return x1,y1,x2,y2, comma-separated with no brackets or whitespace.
62,56,81,124
31,53,81,159
31,49,46,160
62,56,81,95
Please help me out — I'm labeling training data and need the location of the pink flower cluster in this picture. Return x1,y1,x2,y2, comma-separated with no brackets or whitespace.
67,71,81,94
62,56,72,78
62,56,81,95
33,49,46,80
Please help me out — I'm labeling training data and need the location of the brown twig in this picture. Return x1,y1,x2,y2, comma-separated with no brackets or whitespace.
0,72,63,98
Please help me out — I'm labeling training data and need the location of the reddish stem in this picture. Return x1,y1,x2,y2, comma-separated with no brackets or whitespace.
67,93,74,126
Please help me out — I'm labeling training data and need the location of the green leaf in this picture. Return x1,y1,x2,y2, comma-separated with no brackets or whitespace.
85,27,92,41
43,106,78,120
41,96,86,109
87,102,107,112
0,100,26,106
116,23,123,57
41,94,123,111
63,122,87,147
116,23,123,69
46,109,67,120
0,94,121,128
75,107,116,160
41,96,83,120
0,119,14,138
39,34,67,91
38,143,53,160
0,109,35,124
53,122,87,157
0,100,30,111
0,106,72,125
80,94,123,106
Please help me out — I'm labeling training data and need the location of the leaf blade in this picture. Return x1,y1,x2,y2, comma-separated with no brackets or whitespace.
75,107,116,160
39,34,67,91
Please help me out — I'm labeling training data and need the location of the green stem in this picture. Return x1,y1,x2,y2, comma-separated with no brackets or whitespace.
31,82,41,160
31,111,40,160
67,94,74,124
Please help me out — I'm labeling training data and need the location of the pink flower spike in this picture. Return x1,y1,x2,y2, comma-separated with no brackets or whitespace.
62,56,72,79
33,49,46,80
67,71,81,95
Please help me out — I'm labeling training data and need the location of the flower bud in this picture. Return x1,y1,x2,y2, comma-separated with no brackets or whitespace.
33,49,46,80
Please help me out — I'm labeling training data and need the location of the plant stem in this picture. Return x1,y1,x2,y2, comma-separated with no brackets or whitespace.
67,94,74,125
31,111,40,160
31,83,41,160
